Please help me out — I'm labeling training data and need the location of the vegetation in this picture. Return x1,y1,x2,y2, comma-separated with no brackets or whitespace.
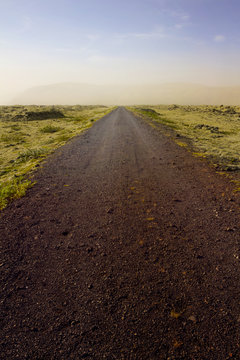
0,105,113,209
128,105,240,186
40,125,62,133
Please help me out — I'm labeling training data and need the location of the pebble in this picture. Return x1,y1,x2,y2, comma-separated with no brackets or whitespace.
188,315,197,323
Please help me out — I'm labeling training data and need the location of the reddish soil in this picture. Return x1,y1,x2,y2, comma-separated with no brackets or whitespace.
0,107,239,359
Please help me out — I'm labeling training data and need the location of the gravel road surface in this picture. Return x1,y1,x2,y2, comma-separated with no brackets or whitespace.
0,107,239,359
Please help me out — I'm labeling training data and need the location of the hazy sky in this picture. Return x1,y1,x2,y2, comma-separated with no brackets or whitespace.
1,0,240,102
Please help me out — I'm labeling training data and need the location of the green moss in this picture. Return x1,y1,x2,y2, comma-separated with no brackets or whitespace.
56,133,73,142
40,125,62,133
0,177,33,210
175,141,188,148
1,133,25,143
192,152,207,158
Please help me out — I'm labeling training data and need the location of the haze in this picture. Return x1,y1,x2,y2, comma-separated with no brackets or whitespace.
1,0,240,105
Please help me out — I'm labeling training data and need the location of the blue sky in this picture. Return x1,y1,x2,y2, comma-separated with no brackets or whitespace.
1,0,240,102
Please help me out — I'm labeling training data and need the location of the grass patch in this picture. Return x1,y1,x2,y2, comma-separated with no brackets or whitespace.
136,108,159,119
56,133,73,142
0,177,33,210
175,140,188,148
1,133,25,144
9,124,22,131
0,105,114,209
17,148,48,163
40,125,62,133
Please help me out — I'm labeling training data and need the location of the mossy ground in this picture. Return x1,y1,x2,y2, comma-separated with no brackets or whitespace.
0,105,114,209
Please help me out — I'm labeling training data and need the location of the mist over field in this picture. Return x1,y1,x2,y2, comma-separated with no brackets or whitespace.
1,1,240,105
10,83,240,106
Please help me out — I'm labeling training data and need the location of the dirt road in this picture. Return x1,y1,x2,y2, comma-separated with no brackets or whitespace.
0,107,239,359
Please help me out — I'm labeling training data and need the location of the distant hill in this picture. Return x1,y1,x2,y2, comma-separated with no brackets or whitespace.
11,82,240,105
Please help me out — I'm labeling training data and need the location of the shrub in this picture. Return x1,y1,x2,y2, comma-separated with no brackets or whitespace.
17,148,48,163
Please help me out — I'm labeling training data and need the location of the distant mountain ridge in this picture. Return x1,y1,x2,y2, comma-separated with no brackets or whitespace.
11,82,240,105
